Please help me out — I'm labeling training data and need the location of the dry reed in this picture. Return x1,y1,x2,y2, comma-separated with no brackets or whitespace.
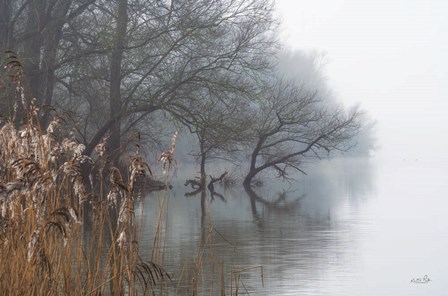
0,52,264,296
0,52,169,295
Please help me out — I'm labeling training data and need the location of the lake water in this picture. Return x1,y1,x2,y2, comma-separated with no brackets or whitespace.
134,157,448,295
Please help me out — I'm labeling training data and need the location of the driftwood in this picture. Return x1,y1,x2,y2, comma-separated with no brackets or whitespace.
184,179,202,190
184,172,228,202
184,188,202,197
208,172,227,203
207,171,228,193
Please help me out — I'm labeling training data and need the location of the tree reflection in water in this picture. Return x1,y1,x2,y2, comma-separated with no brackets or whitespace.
136,158,376,294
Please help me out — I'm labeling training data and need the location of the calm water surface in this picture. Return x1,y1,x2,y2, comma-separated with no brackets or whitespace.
135,157,448,295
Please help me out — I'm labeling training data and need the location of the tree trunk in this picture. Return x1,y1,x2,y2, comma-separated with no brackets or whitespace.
108,0,128,160
0,0,12,51
0,0,14,117
22,1,44,109
243,170,257,188
244,140,262,187
198,133,207,190
199,151,207,190
40,0,71,127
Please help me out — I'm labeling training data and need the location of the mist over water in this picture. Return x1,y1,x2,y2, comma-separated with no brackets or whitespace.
2,0,445,294
135,156,448,295
139,1,448,294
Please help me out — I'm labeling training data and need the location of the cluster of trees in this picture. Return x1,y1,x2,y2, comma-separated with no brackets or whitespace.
0,0,373,190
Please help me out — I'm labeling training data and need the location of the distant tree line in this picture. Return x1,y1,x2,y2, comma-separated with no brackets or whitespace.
0,0,374,189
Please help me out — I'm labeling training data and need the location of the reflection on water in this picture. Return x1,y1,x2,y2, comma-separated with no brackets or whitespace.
134,157,448,295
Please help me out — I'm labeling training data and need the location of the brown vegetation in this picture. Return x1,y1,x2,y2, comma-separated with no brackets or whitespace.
0,53,262,295
0,61,170,295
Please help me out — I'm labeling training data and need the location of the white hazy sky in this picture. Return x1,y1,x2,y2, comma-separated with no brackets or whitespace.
275,0,448,160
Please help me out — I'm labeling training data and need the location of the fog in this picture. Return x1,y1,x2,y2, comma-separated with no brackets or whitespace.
276,0,448,160
269,2,448,294
1,1,447,295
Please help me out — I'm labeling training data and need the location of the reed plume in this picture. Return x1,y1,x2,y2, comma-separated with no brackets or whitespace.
0,52,169,295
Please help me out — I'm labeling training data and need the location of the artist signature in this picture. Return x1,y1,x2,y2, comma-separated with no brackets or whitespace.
410,275,431,284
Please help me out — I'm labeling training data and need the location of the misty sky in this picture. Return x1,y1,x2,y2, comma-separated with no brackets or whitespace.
276,0,448,160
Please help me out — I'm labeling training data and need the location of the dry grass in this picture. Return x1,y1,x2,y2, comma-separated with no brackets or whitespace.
0,52,264,296
0,103,171,294
0,55,170,295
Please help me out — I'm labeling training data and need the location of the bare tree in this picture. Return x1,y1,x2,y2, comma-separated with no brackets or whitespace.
108,0,128,157
174,94,252,188
53,0,276,157
274,48,376,157
243,78,361,187
1,0,275,164
0,0,96,122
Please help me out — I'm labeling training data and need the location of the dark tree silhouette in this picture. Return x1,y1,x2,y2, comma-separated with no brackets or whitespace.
243,78,361,187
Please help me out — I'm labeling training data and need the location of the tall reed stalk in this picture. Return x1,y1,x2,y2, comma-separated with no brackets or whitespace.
1,52,264,295
0,52,169,295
